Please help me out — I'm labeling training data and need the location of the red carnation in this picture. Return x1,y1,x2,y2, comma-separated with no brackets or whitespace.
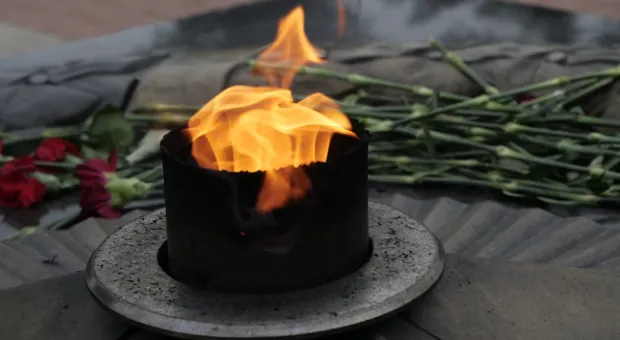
0,172,46,208
74,149,119,218
79,184,121,218
75,149,152,219
516,93,536,104
34,138,80,162
1,156,36,177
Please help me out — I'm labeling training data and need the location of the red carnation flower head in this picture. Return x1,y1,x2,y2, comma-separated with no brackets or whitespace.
75,149,151,218
0,172,46,208
79,185,121,218
516,93,536,104
75,149,119,218
35,138,81,162
1,156,36,177
74,148,118,186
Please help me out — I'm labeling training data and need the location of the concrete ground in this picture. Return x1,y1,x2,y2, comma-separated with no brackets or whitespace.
0,0,618,57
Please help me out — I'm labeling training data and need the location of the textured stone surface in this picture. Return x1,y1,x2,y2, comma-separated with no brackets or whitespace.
4,254,620,339
0,210,148,290
379,192,620,273
0,273,128,340
406,255,620,340
6,192,620,292
129,318,439,339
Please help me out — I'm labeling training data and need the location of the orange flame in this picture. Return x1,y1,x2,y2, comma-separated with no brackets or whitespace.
337,0,346,38
255,6,325,88
187,6,356,213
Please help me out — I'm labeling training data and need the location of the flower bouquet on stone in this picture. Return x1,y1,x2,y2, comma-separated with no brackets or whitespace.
1,105,165,237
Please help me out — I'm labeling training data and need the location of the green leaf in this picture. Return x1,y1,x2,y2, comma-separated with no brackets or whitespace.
87,105,135,155
81,145,111,160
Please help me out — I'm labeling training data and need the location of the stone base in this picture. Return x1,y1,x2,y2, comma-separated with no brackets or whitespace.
86,203,444,339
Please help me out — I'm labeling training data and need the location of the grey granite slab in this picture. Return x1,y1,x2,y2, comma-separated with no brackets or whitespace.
0,242,54,286
4,255,620,339
551,229,620,268
0,272,129,340
7,193,620,293
0,211,149,290
15,231,86,273
0,266,22,288
509,217,603,263
405,255,620,340
127,317,439,340
2,239,70,277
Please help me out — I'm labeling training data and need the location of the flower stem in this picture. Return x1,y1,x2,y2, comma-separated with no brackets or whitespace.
0,158,76,170
2,126,84,145
368,173,603,205
135,164,163,182
249,60,468,101
430,39,499,95
132,104,201,113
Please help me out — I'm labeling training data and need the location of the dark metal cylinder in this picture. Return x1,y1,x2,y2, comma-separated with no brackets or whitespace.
160,122,369,294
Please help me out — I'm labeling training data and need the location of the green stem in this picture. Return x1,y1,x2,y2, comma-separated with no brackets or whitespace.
47,211,82,230
132,104,201,113
2,126,84,145
249,60,468,101
368,154,477,167
430,39,499,95
554,78,615,111
368,174,602,205
575,115,620,129
518,79,599,108
0,157,76,170
149,178,164,188
125,113,189,125
504,122,620,144
367,140,425,153
496,145,620,180
343,108,409,119
363,116,497,153
5,211,82,240
135,165,163,182
457,168,589,194
517,135,620,158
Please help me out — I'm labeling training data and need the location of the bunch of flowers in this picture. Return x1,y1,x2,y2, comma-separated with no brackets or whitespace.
1,106,164,233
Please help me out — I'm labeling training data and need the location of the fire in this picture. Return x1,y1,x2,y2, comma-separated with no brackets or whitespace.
337,0,346,38
254,6,325,88
187,6,356,213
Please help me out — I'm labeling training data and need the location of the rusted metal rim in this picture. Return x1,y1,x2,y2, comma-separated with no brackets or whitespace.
86,202,445,339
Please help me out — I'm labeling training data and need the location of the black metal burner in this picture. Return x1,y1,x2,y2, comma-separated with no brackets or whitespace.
160,122,370,293
86,203,444,339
